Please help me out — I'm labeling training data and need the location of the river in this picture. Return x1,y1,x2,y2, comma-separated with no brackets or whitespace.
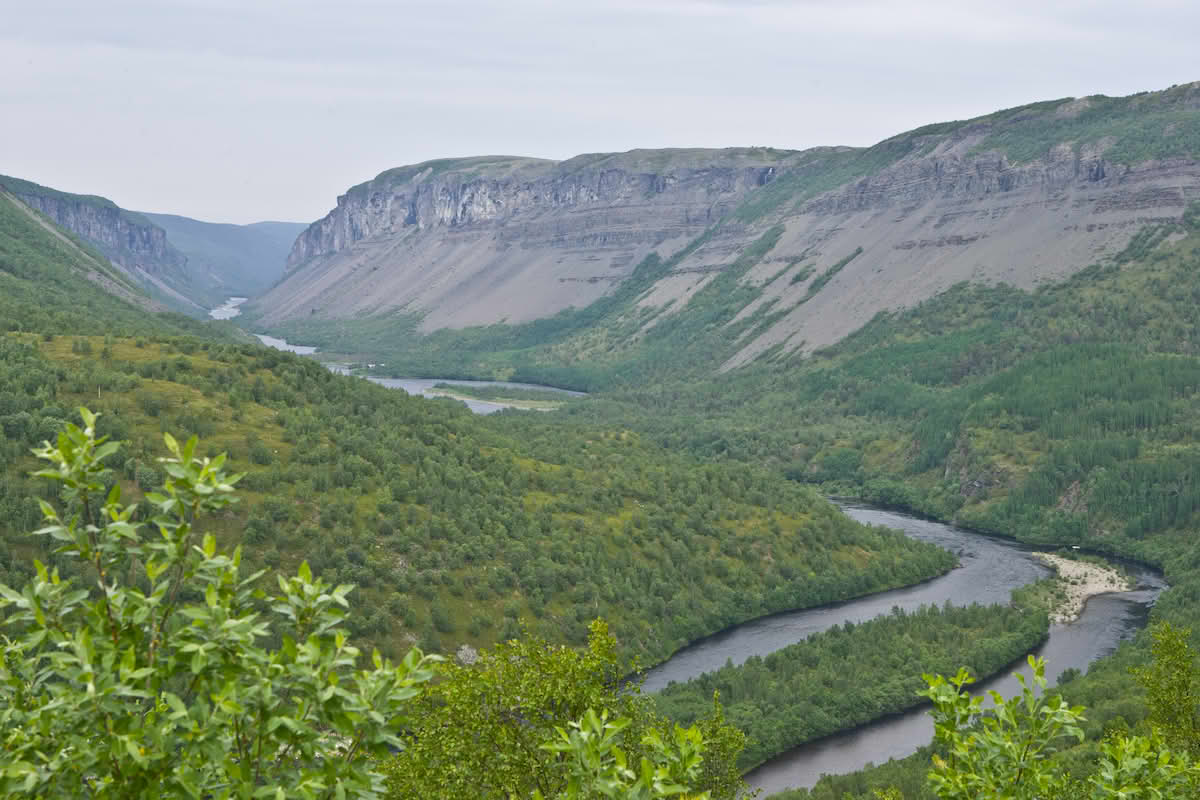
209,296,248,320
252,333,581,413
248,330,1162,789
644,504,1165,795
364,377,584,414
254,334,318,355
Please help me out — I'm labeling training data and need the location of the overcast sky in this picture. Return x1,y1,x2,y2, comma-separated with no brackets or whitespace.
2,1,1197,223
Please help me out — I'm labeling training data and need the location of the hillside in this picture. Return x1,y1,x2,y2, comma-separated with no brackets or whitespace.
0,175,305,314
0,188,222,336
139,212,305,298
527,201,1200,797
0,174,208,312
0,331,956,667
254,83,1200,376
0,181,955,668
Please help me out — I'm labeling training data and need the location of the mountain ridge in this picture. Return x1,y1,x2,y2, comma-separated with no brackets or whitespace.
0,174,304,313
255,82,1200,367
0,174,201,312
258,147,802,331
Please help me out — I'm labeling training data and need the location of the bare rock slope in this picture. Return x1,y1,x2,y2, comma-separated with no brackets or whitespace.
261,83,1200,364
258,151,800,330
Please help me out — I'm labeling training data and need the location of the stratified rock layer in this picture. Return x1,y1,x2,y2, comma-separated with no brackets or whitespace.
259,83,1200,363
0,176,201,311
261,151,798,330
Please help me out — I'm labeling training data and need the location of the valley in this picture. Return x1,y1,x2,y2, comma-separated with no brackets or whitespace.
4,79,1200,799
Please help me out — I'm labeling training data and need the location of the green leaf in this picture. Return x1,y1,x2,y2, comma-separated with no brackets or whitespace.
124,737,147,766
94,441,122,463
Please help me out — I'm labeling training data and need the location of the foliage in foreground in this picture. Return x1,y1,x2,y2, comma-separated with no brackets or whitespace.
0,412,718,799
380,619,748,800
920,655,1198,799
0,410,440,797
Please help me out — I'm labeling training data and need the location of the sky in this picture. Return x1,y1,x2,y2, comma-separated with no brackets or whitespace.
3,0,1197,224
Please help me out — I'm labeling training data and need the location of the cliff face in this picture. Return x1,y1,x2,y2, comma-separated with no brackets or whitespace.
0,176,305,313
684,120,1200,366
258,83,1200,362
15,193,183,277
258,152,794,329
0,176,205,312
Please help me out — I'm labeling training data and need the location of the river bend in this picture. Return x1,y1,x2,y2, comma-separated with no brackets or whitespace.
249,326,1163,791
645,505,1165,795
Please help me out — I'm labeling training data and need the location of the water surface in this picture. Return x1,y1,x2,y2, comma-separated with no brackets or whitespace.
642,505,1164,795
254,333,318,355
366,376,583,415
209,296,248,320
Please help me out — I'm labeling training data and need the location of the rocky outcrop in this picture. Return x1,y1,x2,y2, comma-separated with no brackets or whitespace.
259,151,796,329
714,122,1200,366
0,180,184,277
0,188,169,314
258,83,1200,363
0,175,203,312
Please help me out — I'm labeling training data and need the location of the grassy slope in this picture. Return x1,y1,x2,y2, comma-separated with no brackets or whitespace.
0,174,268,312
0,190,216,338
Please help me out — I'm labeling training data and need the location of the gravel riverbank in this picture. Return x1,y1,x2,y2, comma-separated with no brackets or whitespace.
1034,553,1131,624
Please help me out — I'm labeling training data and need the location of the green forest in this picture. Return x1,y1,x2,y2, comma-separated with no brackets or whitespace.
7,97,1200,796
653,602,1049,769
248,192,1200,794
0,186,954,674
0,332,956,667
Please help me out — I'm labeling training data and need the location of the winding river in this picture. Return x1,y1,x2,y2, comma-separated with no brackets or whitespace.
249,326,1163,792
645,504,1165,796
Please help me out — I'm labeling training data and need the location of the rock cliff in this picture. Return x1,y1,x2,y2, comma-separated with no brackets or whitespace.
0,175,203,312
257,82,1200,363
258,151,797,329
0,176,306,314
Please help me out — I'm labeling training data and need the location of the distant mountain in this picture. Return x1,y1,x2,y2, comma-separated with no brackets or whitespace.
0,175,304,315
255,81,1200,372
0,185,220,337
138,213,305,299
0,174,206,313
